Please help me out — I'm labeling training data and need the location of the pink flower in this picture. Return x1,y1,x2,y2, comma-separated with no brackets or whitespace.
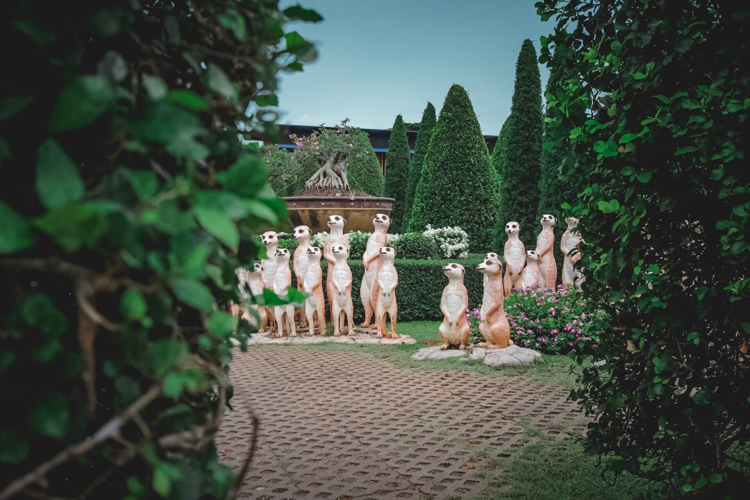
349,143,353,147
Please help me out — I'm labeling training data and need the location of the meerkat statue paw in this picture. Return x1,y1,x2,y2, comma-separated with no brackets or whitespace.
440,344,449,350
459,344,467,350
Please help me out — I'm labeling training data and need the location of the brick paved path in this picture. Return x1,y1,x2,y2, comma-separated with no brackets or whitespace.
216,347,587,499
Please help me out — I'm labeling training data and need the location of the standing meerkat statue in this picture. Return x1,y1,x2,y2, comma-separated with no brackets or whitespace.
245,263,268,331
536,214,558,289
303,247,326,335
476,257,512,348
361,214,391,328
438,263,470,350
331,244,354,336
293,225,313,329
272,248,296,337
520,250,541,289
324,215,349,312
374,247,399,338
561,218,585,288
483,252,502,292
503,221,526,297
260,231,279,332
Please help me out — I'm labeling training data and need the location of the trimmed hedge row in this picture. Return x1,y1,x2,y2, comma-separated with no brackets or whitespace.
277,254,485,322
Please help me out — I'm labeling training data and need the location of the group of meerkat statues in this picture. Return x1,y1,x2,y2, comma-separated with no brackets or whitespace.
234,214,400,339
437,215,585,351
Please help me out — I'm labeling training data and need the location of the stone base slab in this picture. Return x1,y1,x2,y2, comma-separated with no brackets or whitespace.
411,344,541,366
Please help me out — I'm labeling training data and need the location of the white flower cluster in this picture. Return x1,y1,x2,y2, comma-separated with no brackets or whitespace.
422,224,469,259
310,231,328,247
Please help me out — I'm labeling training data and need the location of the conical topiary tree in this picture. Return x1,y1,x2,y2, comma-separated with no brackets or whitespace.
411,84,500,251
537,41,581,278
494,39,543,249
403,102,436,229
384,114,410,232
491,115,513,181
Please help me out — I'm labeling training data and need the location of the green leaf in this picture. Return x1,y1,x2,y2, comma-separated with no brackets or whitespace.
637,171,652,183
244,199,279,224
683,484,692,492
194,206,239,251
148,339,187,378
732,205,748,217
0,95,34,121
166,90,207,111
152,466,171,497
676,38,694,53
129,170,158,201
34,201,123,253
0,137,10,159
28,392,69,438
48,75,113,133
620,133,638,143
0,428,29,464
142,75,168,100
284,31,305,50
709,473,723,484
598,201,616,213
35,139,84,209
217,9,246,40
0,201,35,254
225,154,268,198
120,289,147,320
634,72,647,80
256,94,279,107
32,337,62,363
170,279,213,312
283,5,324,22
693,388,711,405
207,312,235,337
675,146,696,155
710,168,724,180
206,63,237,100
620,166,635,176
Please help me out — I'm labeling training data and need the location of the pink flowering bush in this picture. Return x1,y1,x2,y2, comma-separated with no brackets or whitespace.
467,285,609,354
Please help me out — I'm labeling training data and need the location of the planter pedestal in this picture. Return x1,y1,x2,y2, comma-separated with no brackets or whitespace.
283,195,395,233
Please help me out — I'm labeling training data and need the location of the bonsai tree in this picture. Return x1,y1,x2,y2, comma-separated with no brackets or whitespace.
290,119,384,196
411,84,500,251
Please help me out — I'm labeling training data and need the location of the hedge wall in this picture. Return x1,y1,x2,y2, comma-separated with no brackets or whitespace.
281,254,484,322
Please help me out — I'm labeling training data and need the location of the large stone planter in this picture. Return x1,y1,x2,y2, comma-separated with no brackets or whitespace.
283,195,395,233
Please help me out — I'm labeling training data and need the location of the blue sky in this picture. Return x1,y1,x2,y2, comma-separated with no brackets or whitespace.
277,0,553,136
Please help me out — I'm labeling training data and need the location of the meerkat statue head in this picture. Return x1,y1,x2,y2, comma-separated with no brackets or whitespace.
379,246,395,263
442,262,465,280
526,249,540,262
332,243,349,260
565,217,579,230
476,257,502,276
327,215,346,230
306,246,322,262
293,225,312,241
505,221,521,236
275,248,291,263
249,262,263,277
373,213,391,230
260,231,278,247
540,214,556,228
484,252,500,263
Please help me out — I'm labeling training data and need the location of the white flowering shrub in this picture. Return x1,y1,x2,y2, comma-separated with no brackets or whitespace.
422,224,470,259
310,231,328,248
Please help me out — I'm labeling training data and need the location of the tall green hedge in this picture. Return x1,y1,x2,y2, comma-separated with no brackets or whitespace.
384,115,410,232
494,39,543,249
287,255,485,322
403,102,436,229
491,115,512,181
411,85,500,252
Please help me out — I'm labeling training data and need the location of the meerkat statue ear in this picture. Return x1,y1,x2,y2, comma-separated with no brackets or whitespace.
343,218,347,224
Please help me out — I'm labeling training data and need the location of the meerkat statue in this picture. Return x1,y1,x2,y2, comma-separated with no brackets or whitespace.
260,231,279,332
503,221,526,297
230,267,248,319
536,214,558,289
483,252,502,291
244,263,268,331
324,215,349,312
293,225,313,329
561,218,585,288
331,244,354,336
438,263,470,350
476,257,512,348
374,247,399,338
303,247,326,335
521,250,541,289
361,214,391,328
272,248,296,338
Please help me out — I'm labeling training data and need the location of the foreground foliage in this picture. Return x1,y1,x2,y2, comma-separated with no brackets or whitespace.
0,1,319,498
537,0,750,494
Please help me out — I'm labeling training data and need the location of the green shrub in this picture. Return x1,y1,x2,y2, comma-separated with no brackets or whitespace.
494,39,543,249
277,238,298,252
411,84,500,252
392,233,440,260
345,231,369,260
384,115,410,232
403,102,436,229
263,145,299,196
0,1,320,498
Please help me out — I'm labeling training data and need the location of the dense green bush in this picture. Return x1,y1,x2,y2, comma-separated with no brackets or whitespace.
411,85,500,252
290,120,384,196
494,39,544,249
491,115,512,180
538,0,750,493
263,146,299,197
392,233,440,260
0,1,319,498
403,102,436,228
384,115,410,232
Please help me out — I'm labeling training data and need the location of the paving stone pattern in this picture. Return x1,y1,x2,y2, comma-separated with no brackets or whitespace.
216,348,587,499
